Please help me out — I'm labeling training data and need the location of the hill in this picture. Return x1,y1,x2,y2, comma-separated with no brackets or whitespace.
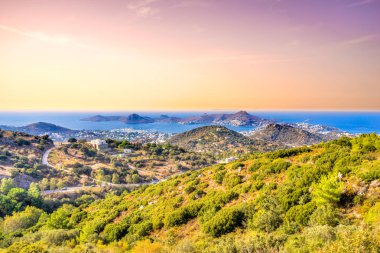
0,122,76,136
81,111,271,126
1,134,380,252
178,111,270,126
248,123,331,147
0,129,53,187
167,125,274,154
81,114,155,124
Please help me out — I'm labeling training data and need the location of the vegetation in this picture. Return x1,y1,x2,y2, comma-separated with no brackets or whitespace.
167,125,277,155
0,134,380,252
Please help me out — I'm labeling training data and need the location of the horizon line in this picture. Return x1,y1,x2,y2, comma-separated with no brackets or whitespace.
0,109,380,113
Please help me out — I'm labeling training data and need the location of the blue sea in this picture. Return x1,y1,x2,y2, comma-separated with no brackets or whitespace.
0,111,379,134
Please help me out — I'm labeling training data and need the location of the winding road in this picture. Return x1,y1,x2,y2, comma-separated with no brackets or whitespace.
42,147,54,168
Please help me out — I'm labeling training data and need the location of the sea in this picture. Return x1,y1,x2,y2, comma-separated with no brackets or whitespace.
0,111,379,134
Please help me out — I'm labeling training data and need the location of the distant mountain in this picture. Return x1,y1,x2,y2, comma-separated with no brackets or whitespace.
154,115,182,123
119,114,155,124
82,114,155,124
81,115,121,122
0,122,76,136
178,111,270,126
81,111,270,126
167,125,276,154
248,123,336,147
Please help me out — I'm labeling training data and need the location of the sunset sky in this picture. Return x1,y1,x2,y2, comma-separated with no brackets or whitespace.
1,0,379,111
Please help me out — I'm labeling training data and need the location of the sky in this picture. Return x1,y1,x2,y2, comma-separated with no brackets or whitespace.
0,0,380,111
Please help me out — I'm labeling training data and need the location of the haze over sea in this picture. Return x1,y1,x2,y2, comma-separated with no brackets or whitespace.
0,111,379,134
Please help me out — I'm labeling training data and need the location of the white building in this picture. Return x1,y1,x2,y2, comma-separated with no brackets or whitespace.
90,139,108,150
123,149,133,154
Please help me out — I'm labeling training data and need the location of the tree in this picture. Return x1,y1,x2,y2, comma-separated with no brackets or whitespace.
39,178,49,191
309,204,339,226
68,137,77,143
0,178,14,194
202,207,244,237
7,188,28,209
112,173,120,184
132,174,140,184
50,178,57,191
125,174,133,184
312,175,344,205
47,204,75,229
2,206,43,234
27,183,42,206
57,179,64,190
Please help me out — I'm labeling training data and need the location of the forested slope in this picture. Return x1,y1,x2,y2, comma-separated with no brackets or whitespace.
1,134,380,252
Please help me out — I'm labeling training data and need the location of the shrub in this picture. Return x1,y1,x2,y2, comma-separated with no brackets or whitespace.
231,162,244,170
128,221,153,238
47,204,75,229
67,138,77,143
184,185,196,194
41,229,79,246
359,162,380,183
248,196,283,232
130,239,162,253
248,161,263,172
223,173,242,188
103,221,130,242
2,206,43,234
268,147,311,159
309,204,340,226
365,202,380,225
14,138,31,146
271,159,292,173
312,175,344,205
214,171,226,185
284,202,316,232
202,206,244,237
165,202,203,227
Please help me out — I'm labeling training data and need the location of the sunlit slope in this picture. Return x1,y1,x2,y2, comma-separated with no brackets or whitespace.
2,134,380,252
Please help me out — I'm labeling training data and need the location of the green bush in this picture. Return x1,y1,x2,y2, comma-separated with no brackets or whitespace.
202,206,244,237
128,221,153,238
1,206,43,234
214,171,226,184
231,162,244,170
165,202,203,227
309,204,340,226
41,229,79,246
223,173,242,188
184,185,196,194
365,202,380,225
248,160,264,172
47,204,75,229
284,202,316,232
14,138,31,146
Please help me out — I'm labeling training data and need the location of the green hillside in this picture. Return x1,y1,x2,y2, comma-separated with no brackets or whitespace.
1,134,380,252
168,125,278,155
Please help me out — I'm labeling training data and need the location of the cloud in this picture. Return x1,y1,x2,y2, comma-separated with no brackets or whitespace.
173,53,296,64
341,34,379,46
348,0,379,7
0,24,72,44
127,0,158,17
172,0,213,9
0,24,99,51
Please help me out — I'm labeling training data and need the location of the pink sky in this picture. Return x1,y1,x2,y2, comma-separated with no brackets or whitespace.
1,0,380,111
